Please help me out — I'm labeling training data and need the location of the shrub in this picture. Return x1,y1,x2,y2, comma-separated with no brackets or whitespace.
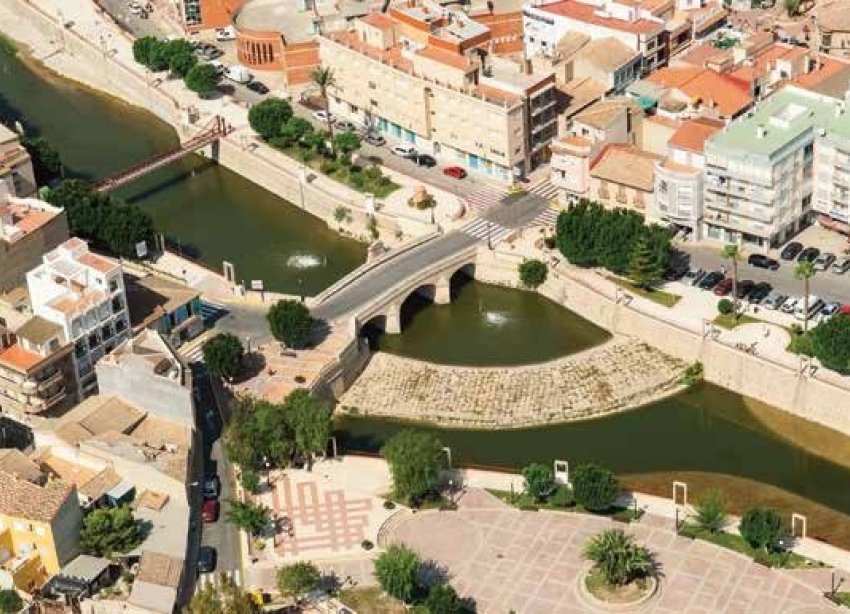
367,215,379,240
549,484,575,508
583,529,655,586
518,259,548,289
543,236,557,249
522,463,555,502
810,314,850,373
202,332,244,380
374,544,421,603
739,507,787,551
361,539,374,550
0,589,23,614
267,299,313,349
383,500,396,510
679,361,704,386
717,298,734,315
693,489,727,533
240,469,262,494
381,430,443,504
277,561,321,599
248,98,293,140
572,463,619,512
320,159,340,175
334,205,352,224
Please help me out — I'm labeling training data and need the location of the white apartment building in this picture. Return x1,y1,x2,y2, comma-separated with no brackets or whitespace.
812,106,850,229
26,238,130,400
522,0,668,75
703,86,850,249
652,118,723,240
319,6,558,181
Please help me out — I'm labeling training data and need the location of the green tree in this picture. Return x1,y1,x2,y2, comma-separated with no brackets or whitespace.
522,462,555,502
0,589,23,614
184,574,259,613
333,130,361,159
277,561,321,600
794,261,816,333
248,98,293,141
100,202,156,258
21,135,62,185
424,583,463,614
132,35,160,67
240,469,262,494
202,333,244,380
185,63,221,97
267,299,313,348
162,38,194,64
311,67,337,153
583,529,655,586
381,429,444,504
286,389,332,460
721,244,741,318
79,506,143,557
373,544,421,603
518,259,548,289
693,489,727,533
226,499,271,537
717,298,734,315
627,234,663,289
274,116,313,148
224,396,295,470
169,50,198,78
739,507,787,551
571,463,619,512
811,314,850,373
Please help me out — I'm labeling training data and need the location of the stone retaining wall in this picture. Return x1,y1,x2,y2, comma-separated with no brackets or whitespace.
339,340,686,428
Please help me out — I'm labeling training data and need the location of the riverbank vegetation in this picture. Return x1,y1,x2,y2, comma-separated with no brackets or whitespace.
788,315,850,373
381,430,445,506
606,276,681,307
518,259,548,289
132,36,219,96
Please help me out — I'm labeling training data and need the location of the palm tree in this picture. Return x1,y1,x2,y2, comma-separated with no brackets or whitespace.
794,260,816,333
311,66,336,156
583,529,655,586
721,244,741,318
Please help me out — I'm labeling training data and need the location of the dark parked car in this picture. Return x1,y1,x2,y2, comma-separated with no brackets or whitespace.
735,279,755,299
363,132,386,146
415,154,437,168
203,475,220,500
247,80,269,94
698,271,724,290
780,242,804,261
748,254,779,270
663,260,689,281
797,246,820,263
713,278,734,296
748,281,772,303
197,546,217,573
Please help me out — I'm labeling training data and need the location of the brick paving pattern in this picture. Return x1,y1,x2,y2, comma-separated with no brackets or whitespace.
387,489,841,613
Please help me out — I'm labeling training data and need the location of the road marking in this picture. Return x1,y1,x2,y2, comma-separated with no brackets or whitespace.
459,218,512,244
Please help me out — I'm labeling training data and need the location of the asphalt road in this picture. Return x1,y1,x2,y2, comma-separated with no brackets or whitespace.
679,244,850,304
313,191,549,321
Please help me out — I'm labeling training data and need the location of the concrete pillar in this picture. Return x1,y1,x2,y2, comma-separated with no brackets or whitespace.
435,276,451,305
385,307,401,334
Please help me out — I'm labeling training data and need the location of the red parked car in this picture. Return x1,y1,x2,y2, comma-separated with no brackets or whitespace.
442,166,467,179
713,278,734,296
201,499,219,523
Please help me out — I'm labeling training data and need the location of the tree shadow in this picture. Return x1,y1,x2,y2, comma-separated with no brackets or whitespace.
233,351,267,383
417,559,452,590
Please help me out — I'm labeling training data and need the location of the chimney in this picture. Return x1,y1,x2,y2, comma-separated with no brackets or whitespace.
523,58,533,75
756,125,766,139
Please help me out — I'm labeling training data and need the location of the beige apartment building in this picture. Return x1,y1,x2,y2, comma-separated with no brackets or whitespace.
0,124,36,198
319,4,558,181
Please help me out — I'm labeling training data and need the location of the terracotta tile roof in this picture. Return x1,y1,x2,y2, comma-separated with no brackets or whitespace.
539,0,663,34
78,252,118,274
47,288,107,317
660,158,699,173
0,449,44,484
416,45,472,70
0,203,56,241
591,144,661,192
668,117,724,153
645,67,752,117
679,42,732,68
0,342,43,372
0,470,74,523
361,12,396,30
55,395,146,446
574,97,639,130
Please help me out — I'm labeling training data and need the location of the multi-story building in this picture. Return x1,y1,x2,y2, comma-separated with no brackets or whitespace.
26,238,130,400
652,117,723,240
0,196,69,293
812,95,850,228
588,144,661,213
320,5,558,181
703,86,850,248
0,315,75,417
0,124,36,199
0,468,82,593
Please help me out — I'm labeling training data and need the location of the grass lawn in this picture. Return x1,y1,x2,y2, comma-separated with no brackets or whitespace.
607,277,681,308
680,525,824,569
339,587,406,614
713,313,762,329
828,592,850,607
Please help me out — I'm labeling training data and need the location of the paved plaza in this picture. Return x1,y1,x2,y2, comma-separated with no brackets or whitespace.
387,489,842,614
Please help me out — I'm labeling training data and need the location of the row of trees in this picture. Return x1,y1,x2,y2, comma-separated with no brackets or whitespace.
522,461,620,512
46,179,156,258
132,36,220,96
555,200,670,288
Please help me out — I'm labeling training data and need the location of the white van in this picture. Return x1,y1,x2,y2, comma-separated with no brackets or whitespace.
794,295,823,321
224,65,252,84
215,26,236,41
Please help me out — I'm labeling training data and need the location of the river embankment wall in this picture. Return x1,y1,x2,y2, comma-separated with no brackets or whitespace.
474,248,850,437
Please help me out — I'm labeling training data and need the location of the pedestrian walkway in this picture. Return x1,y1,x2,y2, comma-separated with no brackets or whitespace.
459,218,513,244
199,299,229,325
528,178,559,201
180,343,205,364
463,185,508,216
198,568,243,589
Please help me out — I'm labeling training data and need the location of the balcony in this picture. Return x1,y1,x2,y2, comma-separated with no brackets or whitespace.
32,369,63,392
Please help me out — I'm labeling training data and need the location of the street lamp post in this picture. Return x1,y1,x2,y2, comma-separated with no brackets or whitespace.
298,278,305,303
442,446,452,470
487,222,492,250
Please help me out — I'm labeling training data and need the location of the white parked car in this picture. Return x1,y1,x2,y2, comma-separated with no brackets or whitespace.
335,119,357,132
390,143,416,157
312,110,335,123
224,65,252,84
215,26,236,41
780,296,799,314
832,257,850,274
794,295,823,321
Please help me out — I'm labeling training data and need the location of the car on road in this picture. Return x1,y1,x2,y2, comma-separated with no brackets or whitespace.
748,282,772,303
246,80,269,94
797,246,820,263
312,110,335,124
763,291,787,310
698,271,723,290
747,254,779,270
414,154,437,168
334,119,356,131
813,252,836,271
832,257,850,274
390,143,416,157
781,296,799,314
684,268,705,286
780,242,804,261
197,546,217,573
203,475,220,500
735,279,755,299
443,165,467,179
201,499,219,523
363,132,386,146
713,278,734,296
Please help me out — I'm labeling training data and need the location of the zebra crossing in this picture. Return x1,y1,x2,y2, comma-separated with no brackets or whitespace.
459,218,513,244
181,343,205,364
529,179,559,201
463,185,509,216
198,568,243,589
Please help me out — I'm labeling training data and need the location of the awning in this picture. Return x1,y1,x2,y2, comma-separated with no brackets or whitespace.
817,214,850,236
635,96,657,110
